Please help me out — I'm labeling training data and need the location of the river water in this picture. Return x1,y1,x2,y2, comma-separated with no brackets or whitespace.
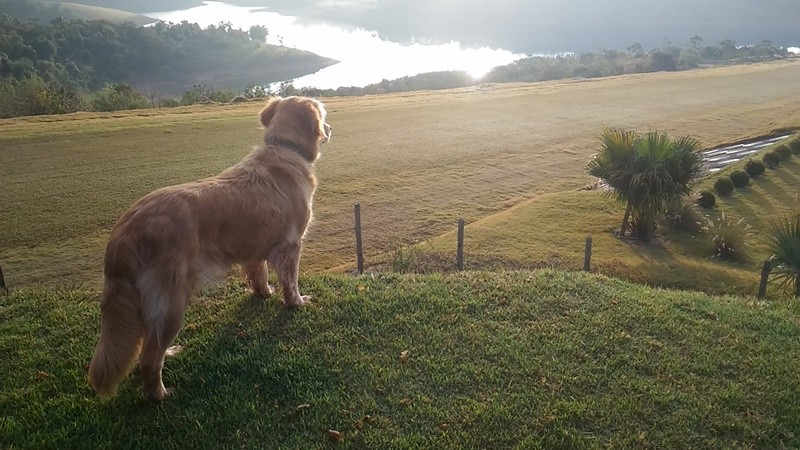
148,1,525,90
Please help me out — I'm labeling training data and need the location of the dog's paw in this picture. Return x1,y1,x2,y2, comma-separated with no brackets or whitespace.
286,295,311,308
165,345,183,357
252,283,275,298
147,386,174,404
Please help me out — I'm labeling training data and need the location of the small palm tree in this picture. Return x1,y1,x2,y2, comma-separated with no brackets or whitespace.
588,129,703,242
587,128,638,236
768,213,800,298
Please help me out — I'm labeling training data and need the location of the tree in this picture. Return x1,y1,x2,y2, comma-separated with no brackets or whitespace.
768,213,800,298
248,25,268,43
587,129,703,242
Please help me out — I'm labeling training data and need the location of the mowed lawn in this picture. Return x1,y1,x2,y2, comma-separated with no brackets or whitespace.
2,61,800,287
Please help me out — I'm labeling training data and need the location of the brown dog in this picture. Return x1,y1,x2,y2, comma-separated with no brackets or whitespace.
88,96,331,402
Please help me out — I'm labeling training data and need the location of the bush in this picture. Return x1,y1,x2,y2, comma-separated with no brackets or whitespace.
714,177,735,197
775,144,792,161
729,170,750,188
705,212,751,262
763,150,781,168
790,138,800,155
744,159,766,177
663,199,704,232
696,191,716,209
91,83,148,112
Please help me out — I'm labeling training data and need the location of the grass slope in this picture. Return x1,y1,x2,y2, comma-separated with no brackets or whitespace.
2,62,800,288
2,271,800,448
417,155,800,297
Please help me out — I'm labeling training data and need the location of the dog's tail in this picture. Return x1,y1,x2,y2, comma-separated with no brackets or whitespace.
88,279,143,398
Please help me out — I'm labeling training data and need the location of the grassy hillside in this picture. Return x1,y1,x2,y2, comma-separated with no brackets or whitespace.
1,0,156,24
2,271,800,448
411,153,800,297
2,61,800,291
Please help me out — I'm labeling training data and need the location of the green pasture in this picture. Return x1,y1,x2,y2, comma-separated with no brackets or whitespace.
3,271,800,448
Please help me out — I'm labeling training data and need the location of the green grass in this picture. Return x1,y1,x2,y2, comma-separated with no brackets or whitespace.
2,271,800,448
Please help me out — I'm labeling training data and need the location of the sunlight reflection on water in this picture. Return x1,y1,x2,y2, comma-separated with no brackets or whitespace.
148,1,525,89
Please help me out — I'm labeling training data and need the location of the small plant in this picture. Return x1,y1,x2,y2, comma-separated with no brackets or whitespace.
729,170,750,188
390,245,420,274
763,150,781,168
744,159,766,177
775,144,792,161
790,138,800,155
663,199,703,232
705,212,751,262
696,191,716,209
714,177,735,197
767,213,800,298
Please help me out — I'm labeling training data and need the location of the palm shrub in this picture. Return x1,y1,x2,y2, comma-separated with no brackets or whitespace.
714,177,734,196
587,129,703,242
696,191,716,209
763,150,781,168
744,159,766,177
729,170,750,188
705,211,751,262
775,144,792,161
767,213,800,297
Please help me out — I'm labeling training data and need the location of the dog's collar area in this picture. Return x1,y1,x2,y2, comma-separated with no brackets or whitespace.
265,137,313,162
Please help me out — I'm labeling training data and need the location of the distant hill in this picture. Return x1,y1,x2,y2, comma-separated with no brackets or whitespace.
0,0,155,25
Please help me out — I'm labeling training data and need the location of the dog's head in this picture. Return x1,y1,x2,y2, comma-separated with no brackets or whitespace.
260,96,332,162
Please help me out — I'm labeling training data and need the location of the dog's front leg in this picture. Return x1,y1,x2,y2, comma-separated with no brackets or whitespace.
242,260,274,297
268,241,309,308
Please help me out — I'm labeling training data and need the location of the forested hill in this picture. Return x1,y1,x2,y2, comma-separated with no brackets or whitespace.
0,1,337,104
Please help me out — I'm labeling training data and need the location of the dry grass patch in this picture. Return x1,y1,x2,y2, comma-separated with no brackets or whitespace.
3,61,800,287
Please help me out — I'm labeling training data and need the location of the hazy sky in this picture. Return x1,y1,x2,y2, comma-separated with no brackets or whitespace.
258,0,800,53
61,0,800,53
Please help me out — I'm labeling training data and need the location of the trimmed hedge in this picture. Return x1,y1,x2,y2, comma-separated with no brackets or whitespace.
790,138,800,155
763,150,781,168
775,144,792,161
696,191,716,209
744,159,766,177
714,177,735,197
729,170,750,188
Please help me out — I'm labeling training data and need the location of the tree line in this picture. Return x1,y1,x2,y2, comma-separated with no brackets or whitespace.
0,0,794,119
0,1,325,118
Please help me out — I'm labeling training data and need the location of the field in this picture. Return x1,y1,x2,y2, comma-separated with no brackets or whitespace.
3,61,800,448
2,60,800,289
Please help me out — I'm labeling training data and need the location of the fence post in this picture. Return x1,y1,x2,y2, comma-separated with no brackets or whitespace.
456,219,465,271
757,259,771,299
354,204,364,275
583,236,593,272
0,264,5,293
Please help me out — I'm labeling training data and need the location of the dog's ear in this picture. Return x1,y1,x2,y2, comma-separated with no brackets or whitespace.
259,97,281,128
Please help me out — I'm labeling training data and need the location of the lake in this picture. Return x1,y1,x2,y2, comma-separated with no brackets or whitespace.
147,1,525,90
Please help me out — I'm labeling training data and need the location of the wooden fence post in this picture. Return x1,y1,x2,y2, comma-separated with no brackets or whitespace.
354,204,364,275
757,259,771,299
456,219,465,271
0,264,5,293
583,236,593,272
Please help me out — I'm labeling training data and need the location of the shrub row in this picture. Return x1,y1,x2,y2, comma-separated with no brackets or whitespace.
711,135,798,198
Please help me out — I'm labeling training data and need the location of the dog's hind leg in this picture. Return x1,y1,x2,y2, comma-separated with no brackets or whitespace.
268,241,308,308
137,277,189,403
242,260,274,297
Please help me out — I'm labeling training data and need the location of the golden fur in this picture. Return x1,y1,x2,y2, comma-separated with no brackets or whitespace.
88,96,331,402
